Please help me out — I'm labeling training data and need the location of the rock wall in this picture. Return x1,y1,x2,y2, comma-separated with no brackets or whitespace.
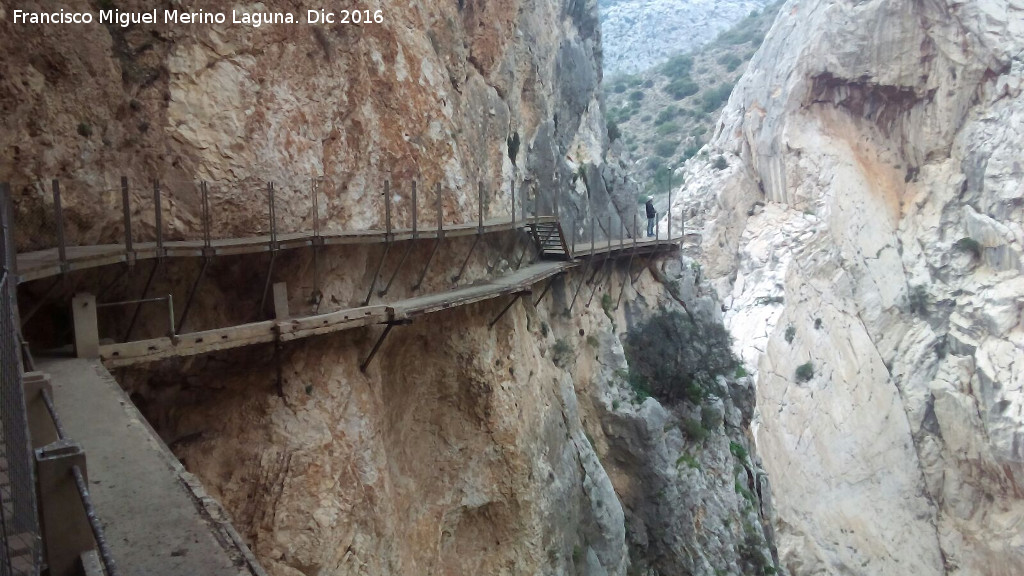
1,0,628,250
676,0,1024,574
117,246,781,576
5,1,783,575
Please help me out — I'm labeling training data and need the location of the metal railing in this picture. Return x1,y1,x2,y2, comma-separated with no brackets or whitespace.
0,184,41,576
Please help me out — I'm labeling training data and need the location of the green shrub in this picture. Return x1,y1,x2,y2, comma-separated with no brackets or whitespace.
713,155,729,170
607,119,621,142
784,325,796,344
664,78,699,100
730,440,748,462
660,54,694,78
654,140,678,158
701,404,723,430
682,417,709,442
586,335,600,348
682,144,702,160
701,83,734,112
814,318,823,330
677,453,701,470
552,339,574,367
629,90,645,102
655,106,680,125
735,365,748,378
795,362,815,383
77,122,93,138
656,122,681,136
622,309,738,405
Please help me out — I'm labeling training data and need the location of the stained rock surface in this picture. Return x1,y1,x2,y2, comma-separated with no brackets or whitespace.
676,0,1024,574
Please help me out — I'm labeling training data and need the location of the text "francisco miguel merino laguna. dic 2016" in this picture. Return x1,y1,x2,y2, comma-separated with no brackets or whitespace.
12,8,384,27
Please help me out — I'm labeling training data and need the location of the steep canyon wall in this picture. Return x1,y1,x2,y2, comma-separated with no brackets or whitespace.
678,0,1024,574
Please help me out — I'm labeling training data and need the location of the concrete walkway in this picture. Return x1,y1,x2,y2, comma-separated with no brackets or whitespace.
38,357,265,576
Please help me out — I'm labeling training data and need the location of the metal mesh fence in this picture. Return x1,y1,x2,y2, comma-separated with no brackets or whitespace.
0,183,41,576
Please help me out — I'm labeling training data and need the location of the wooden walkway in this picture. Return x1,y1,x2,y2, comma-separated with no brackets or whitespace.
15,216,555,284
100,261,573,367
97,232,679,367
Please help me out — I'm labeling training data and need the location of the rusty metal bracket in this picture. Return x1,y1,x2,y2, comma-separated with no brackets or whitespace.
177,257,209,333
411,182,444,291
360,319,412,373
364,181,393,304
489,289,531,329
52,179,69,275
123,258,160,342
533,276,557,306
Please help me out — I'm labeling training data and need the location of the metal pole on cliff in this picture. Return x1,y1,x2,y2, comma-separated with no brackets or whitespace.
121,177,133,261
52,179,67,275
668,186,673,242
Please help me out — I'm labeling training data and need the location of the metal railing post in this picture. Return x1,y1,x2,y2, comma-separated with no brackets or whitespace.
510,177,516,228
153,180,164,257
668,186,673,241
478,181,485,233
121,177,133,261
52,179,68,274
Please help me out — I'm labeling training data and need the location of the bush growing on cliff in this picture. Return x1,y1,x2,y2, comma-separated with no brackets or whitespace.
623,309,738,405
795,362,815,383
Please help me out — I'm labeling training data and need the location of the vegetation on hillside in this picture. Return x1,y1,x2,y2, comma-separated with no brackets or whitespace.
603,3,783,199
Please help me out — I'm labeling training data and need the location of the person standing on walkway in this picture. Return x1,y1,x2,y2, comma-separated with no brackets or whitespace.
645,196,656,237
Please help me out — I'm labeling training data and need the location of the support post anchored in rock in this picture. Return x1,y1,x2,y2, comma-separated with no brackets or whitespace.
617,216,640,309
381,181,415,297
411,182,444,291
533,275,558,306
124,259,159,342
177,257,209,333
489,289,532,329
364,180,394,305
120,177,134,266
568,212,597,314
153,179,164,259
360,319,412,373
52,179,68,275
310,177,323,310
452,182,485,284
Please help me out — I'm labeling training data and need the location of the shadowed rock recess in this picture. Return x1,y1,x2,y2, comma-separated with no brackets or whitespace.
676,0,1024,574
3,1,783,575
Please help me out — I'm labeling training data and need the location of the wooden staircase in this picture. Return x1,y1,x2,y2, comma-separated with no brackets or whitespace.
527,221,572,260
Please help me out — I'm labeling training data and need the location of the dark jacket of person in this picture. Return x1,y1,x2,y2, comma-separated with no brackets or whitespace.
645,200,656,219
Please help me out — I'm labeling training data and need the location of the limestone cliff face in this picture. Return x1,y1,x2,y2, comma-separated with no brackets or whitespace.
4,1,782,575
676,0,1024,574
1,0,628,249
119,250,780,576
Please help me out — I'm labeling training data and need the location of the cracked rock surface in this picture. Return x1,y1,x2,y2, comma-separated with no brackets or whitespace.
675,0,1024,574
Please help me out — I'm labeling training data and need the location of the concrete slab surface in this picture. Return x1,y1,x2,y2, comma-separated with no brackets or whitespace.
38,357,265,576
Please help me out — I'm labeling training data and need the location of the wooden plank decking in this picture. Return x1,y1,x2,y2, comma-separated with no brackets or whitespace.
15,216,558,283
99,261,576,367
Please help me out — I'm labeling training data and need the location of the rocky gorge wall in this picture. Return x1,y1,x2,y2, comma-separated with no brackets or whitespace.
1,0,632,250
117,246,781,576
675,0,1024,574
5,1,785,575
